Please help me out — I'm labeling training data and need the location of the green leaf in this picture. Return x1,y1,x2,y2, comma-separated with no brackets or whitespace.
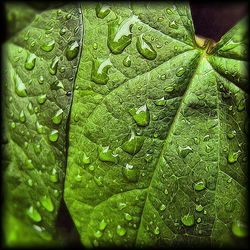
2,4,82,246
63,2,248,248
2,1,248,248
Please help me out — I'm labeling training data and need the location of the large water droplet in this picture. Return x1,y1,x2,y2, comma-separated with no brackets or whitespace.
195,204,204,212
49,129,59,142
19,110,26,123
176,67,185,77
52,109,63,125
160,204,166,211
181,214,194,227
98,146,119,163
153,226,160,235
15,74,27,97
91,58,112,85
25,53,36,70
82,152,91,164
50,168,59,183
26,206,42,222
40,195,54,212
66,41,80,61
121,131,144,155
49,57,59,75
129,104,150,127
136,34,157,60
123,55,131,67
169,20,178,29
108,16,137,54
122,163,139,182
99,219,107,231
154,97,165,106
37,94,47,104
94,230,103,238
228,151,240,164
41,40,55,52
193,180,206,191
227,130,236,139
232,220,248,238
36,121,45,134
124,213,132,221
178,145,193,158
116,225,126,236
95,3,111,19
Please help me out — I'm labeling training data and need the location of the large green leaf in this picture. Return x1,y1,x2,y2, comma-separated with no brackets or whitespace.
64,2,248,248
2,4,82,246
2,1,248,248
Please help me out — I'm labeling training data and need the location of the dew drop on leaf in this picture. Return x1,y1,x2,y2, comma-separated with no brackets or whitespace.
227,151,240,164
178,145,193,158
129,104,150,127
154,226,160,235
123,55,131,67
24,53,36,70
107,16,136,54
122,163,139,182
19,110,26,123
121,131,144,155
95,3,111,19
50,168,59,183
98,146,119,163
52,109,63,125
40,195,54,212
193,180,206,191
181,214,194,227
232,220,248,238
49,57,59,75
38,75,44,84
82,152,91,164
27,179,33,187
41,40,55,52
91,58,112,85
94,230,103,238
116,225,126,236
154,97,165,106
197,217,202,223
10,122,16,129
169,20,178,29
26,206,42,222
136,34,157,60
176,67,185,77
36,121,45,134
159,204,166,211
99,219,107,231
37,94,47,105
66,41,80,61
195,204,204,212
15,74,27,97
227,130,236,139
49,129,59,142
124,213,132,221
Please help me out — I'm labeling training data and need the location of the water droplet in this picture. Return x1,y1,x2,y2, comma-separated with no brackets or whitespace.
166,8,172,14
181,214,194,227
50,168,59,183
116,225,126,236
165,86,174,92
75,173,82,182
118,202,127,210
66,13,71,20
176,67,185,77
49,57,59,75
36,121,44,134
195,204,204,212
178,145,193,158
38,75,44,84
52,109,63,125
14,74,27,97
169,20,178,29
37,94,47,105
123,55,131,67
93,42,98,50
153,226,160,235
121,131,144,155
60,28,66,36
49,129,59,142
99,219,107,231
160,204,166,211
154,97,165,106
197,217,202,223
94,230,103,238
88,165,95,171
125,213,132,221
145,153,153,163
232,220,248,238
108,16,137,54
66,41,80,61
98,146,119,163
40,195,54,212
228,151,240,164
26,206,42,222
91,58,112,85
122,163,139,182
136,34,157,60
227,130,236,139
193,179,206,191
81,152,91,164
129,104,150,126
19,110,26,123
34,144,41,154
25,53,36,70
41,40,55,52
95,3,111,19
27,179,33,187
66,91,72,96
